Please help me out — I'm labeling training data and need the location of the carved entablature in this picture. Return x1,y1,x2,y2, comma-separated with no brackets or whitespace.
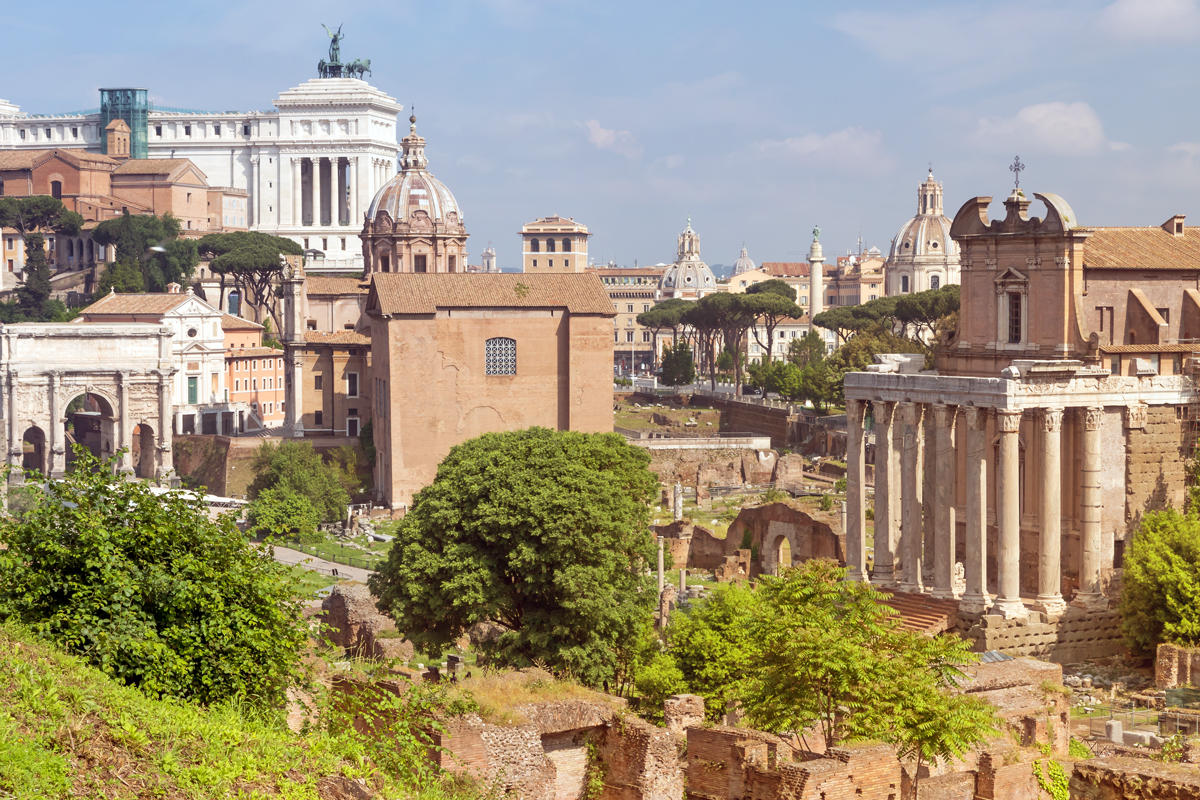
1026,257,1042,269
949,192,1081,239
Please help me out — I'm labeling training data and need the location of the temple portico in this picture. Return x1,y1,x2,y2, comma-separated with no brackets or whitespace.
844,359,1194,619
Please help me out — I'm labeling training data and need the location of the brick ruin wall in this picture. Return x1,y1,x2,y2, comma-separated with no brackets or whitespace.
958,607,1125,664
1155,642,1200,689
1069,756,1200,800
1124,406,1188,529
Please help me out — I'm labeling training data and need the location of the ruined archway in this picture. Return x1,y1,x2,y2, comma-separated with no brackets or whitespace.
64,391,116,469
132,423,156,479
21,426,46,474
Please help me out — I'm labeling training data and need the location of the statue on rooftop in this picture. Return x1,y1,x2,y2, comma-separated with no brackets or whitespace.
322,23,344,65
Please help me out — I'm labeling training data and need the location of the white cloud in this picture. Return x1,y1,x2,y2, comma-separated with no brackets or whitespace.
583,120,642,159
1098,0,1200,41
754,127,890,173
654,154,685,169
972,102,1124,156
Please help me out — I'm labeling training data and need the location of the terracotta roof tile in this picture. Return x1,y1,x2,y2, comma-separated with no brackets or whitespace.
111,158,194,176
79,291,194,316
306,276,368,295
761,262,810,278
1084,227,1200,270
304,330,370,346
221,313,262,331
0,148,117,171
1099,344,1200,353
369,272,615,316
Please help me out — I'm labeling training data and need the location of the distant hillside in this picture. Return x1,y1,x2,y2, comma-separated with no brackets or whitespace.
0,624,475,800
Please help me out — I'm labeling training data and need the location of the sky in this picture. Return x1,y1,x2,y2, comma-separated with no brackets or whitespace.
6,0,1200,270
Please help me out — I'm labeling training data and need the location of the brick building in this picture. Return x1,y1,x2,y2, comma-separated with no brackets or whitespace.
223,313,285,429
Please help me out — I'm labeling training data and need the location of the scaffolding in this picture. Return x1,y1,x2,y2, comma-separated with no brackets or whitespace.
99,88,149,159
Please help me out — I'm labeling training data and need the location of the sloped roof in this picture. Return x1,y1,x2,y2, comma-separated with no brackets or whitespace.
79,291,195,316
369,272,615,316
227,346,283,357
306,276,368,296
111,158,194,177
0,148,116,171
221,313,262,331
1084,226,1200,270
761,262,811,278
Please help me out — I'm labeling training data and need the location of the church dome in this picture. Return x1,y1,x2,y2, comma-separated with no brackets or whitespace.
365,115,464,227
732,245,756,275
661,219,716,294
887,169,959,263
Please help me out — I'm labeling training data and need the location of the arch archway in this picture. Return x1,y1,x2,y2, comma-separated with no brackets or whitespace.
64,391,116,469
21,426,46,474
131,423,156,479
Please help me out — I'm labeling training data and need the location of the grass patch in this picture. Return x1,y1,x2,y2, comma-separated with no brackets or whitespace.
0,623,482,799
284,565,340,598
287,536,389,570
444,669,624,726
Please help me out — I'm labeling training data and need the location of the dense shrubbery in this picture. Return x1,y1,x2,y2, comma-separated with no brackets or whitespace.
1120,508,1200,654
248,440,355,524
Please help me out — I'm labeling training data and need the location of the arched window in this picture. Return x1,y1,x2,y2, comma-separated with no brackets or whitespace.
930,275,940,290
530,239,540,252
485,337,517,375
561,238,571,252
546,238,556,252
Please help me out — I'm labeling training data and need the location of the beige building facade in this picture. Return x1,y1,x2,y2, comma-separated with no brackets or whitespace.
588,266,666,371
365,272,615,507
844,189,1200,624
520,215,590,273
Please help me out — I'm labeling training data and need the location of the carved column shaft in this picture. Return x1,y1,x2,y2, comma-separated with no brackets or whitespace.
899,401,924,593
932,404,958,598
845,399,868,582
871,401,897,585
994,409,1026,619
961,407,989,612
117,371,131,472
1037,408,1066,614
1076,406,1105,607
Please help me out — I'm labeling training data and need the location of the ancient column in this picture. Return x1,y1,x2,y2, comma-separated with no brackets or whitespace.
870,400,897,585
47,371,64,477
348,156,359,224
931,404,958,598
156,370,173,479
657,537,665,594
993,409,1026,619
845,398,868,582
1076,406,1105,608
961,407,989,612
251,156,261,228
312,156,323,228
899,401,924,593
116,370,131,473
1037,408,1066,615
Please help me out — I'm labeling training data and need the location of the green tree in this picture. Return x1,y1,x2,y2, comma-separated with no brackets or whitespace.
91,212,196,292
0,448,309,707
16,233,53,313
247,486,321,542
743,291,803,367
199,231,303,333
788,330,827,369
896,285,960,340
660,339,696,386
0,196,83,320
1120,509,1200,655
95,259,147,295
739,560,995,759
745,278,797,300
661,581,758,720
369,428,659,689
248,440,352,524
824,322,925,403
636,298,691,369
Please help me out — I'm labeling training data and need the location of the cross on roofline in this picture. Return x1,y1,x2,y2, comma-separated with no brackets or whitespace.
1009,155,1025,189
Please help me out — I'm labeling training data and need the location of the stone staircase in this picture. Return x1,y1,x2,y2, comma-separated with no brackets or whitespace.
881,591,960,634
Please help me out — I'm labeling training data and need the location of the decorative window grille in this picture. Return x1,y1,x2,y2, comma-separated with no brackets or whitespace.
485,337,517,375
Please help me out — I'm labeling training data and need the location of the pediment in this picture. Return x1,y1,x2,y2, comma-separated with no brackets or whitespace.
994,267,1028,285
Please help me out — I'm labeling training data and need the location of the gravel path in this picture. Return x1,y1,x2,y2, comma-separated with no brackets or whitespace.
269,544,374,584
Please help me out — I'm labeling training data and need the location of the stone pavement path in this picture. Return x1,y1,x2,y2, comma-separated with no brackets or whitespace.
269,544,374,584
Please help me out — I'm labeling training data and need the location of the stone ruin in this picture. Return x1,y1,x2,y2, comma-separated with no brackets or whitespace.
320,583,414,662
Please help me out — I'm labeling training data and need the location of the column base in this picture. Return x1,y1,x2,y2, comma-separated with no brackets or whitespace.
846,568,870,583
1071,592,1108,611
870,567,896,586
958,593,990,614
991,597,1028,620
897,581,924,595
1035,594,1067,617
930,586,960,600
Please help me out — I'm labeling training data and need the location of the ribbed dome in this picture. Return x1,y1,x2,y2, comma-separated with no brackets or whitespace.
888,170,958,263
732,245,756,275
661,219,716,293
365,115,463,227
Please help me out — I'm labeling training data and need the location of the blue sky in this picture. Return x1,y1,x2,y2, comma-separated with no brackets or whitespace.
6,0,1200,269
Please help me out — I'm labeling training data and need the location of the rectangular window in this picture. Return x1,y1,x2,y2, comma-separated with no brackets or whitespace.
314,410,323,426
187,376,198,405
1157,307,1171,325
414,254,427,272
449,255,456,271
346,372,359,398
642,331,651,342
252,379,258,390
626,331,634,343
155,124,163,136
214,123,221,136
184,124,191,136
1007,292,1022,344
243,124,250,136
71,126,78,138
347,417,360,438
626,304,634,313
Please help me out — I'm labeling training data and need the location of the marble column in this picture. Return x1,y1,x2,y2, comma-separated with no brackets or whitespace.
157,371,172,479
1075,406,1105,608
1036,408,1066,615
871,400,897,585
116,371,131,473
47,372,64,477
899,401,924,593
312,156,323,228
292,157,302,226
251,156,261,228
6,371,20,471
348,156,358,225
931,404,958,598
961,407,990,612
845,399,868,582
993,409,1026,619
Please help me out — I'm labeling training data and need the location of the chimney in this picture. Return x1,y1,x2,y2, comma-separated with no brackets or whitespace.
166,282,181,294
1162,214,1186,238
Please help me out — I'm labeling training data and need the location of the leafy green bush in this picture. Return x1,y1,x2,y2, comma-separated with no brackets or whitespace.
249,440,352,523
0,448,309,708
1119,509,1200,654
247,486,320,542
633,653,686,720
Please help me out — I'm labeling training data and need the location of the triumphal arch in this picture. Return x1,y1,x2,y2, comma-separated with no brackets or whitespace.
1,323,175,479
